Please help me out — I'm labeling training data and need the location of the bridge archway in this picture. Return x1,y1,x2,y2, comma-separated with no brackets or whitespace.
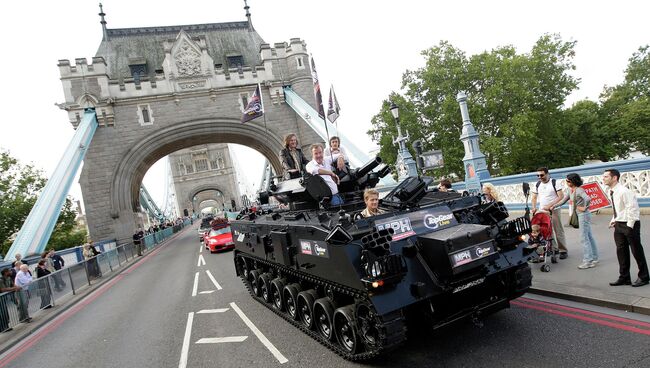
102,118,284,241
190,187,226,213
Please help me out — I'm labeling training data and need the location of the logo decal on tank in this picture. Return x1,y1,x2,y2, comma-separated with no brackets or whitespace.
376,218,415,240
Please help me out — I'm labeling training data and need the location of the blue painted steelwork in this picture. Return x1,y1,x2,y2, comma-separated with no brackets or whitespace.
4,109,99,261
283,86,397,186
139,185,166,222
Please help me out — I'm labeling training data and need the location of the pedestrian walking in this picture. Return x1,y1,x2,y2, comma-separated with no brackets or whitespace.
133,227,145,256
1,268,20,332
553,173,599,269
603,169,649,287
13,264,32,323
531,167,569,259
82,243,101,279
49,249,66,290
35,260,52,309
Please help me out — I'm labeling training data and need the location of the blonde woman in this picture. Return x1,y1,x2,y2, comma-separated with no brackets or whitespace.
482,183,500,202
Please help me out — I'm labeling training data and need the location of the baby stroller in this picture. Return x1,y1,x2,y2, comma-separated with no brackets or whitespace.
530,211,556,272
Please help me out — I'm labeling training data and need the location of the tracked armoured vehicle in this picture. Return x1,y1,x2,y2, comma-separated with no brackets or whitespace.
230,157,533,360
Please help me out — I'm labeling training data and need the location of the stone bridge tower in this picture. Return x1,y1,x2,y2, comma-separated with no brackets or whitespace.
169,143,241,215
57,7,323,243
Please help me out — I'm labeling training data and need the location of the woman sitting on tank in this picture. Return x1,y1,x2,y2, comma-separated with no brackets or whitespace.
323,136,349,177
279,133,309,180
360,188,386,218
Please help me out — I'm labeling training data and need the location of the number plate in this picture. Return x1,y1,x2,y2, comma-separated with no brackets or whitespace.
449,243,496,268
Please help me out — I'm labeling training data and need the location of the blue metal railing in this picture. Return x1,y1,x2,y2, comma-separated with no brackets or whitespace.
4,109,99,261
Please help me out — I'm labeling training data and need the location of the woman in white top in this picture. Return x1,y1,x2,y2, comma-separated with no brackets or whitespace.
323,136,348,175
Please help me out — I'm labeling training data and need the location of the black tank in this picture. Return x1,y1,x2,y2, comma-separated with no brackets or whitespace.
231,157,533,360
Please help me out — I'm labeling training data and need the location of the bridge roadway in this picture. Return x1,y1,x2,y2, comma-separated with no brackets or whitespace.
2,225,650,368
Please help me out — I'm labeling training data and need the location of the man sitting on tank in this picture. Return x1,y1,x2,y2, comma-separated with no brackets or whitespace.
360,188,386,217
306,143,343,205
324,136,348,177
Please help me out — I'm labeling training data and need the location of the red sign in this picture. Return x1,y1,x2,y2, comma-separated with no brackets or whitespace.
582,182,611,212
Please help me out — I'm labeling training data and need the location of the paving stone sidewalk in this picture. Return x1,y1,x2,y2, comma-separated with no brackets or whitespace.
526,212,650,314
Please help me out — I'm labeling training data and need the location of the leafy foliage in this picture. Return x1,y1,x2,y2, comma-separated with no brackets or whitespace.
0,150,83,255
368,35,650,178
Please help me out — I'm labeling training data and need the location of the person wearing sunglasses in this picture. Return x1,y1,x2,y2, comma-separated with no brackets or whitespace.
531,167,569,259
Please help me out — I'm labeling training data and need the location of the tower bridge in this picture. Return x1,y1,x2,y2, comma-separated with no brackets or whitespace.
56,15,330,244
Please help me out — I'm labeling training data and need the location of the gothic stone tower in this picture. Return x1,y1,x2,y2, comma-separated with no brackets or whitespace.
169,143,241,215
57,12,323,243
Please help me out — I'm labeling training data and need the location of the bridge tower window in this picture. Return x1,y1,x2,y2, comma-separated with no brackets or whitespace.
195,158,208,172
137,104,154,126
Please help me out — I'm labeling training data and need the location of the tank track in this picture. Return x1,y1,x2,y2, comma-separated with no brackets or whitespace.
235,252,407,361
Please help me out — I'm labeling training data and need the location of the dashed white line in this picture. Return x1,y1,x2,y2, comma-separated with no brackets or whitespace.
197,308,229,314
199,290,215,294
195,336,248,344
200,244,203,253
230,302,288,364
191,272,199,297
178,312,194,368
205,270,223,290
197,254,206,267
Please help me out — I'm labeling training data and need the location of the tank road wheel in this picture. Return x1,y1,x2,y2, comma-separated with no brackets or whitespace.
258,273,273,303
313,298,335,341
356,303,381,350
249,270,262,296
283,283,301,320
270,278,286,311
237,255,249,279
297,290,318,329
334,305,359,354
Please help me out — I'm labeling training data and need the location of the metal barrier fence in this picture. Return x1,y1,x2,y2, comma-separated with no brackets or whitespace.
0,220,190,333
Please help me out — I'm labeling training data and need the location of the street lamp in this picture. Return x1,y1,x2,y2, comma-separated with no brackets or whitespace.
389,101,399,122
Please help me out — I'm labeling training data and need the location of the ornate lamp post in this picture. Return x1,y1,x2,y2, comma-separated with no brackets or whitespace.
390,102,418,181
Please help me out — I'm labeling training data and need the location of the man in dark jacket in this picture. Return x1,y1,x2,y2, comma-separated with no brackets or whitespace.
48,249,66,291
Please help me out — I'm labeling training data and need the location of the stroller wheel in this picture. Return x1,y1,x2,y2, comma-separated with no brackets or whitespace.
541,264,550,272
551,256,558,264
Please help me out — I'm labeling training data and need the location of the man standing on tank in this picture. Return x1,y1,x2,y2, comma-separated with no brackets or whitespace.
531,167,568,259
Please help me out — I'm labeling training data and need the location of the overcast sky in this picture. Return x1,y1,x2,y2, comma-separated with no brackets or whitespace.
0,0,647,211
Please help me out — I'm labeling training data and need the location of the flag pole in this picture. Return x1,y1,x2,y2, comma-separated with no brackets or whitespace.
258,83,269,135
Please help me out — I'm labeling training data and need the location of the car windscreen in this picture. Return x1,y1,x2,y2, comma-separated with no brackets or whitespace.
209,227,231,236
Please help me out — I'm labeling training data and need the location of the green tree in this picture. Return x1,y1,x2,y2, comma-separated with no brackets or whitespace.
0,150,82,255
599,46,650,156
368,34,582,178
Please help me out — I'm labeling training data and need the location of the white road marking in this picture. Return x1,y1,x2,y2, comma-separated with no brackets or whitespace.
195,336,248,344
230,302,288,364
199,290,215,294
205,270,223,290
197,254,206,267
178,312,194,368
192,272,199,297
197,308,229,314
200,244,203,253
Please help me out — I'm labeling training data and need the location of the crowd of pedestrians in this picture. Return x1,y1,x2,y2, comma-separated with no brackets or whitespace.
494,167,649,288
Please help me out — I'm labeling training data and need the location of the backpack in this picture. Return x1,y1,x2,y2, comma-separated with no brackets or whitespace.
536,178,559,197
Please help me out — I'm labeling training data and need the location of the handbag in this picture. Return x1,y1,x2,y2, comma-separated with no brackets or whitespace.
569,208,580,229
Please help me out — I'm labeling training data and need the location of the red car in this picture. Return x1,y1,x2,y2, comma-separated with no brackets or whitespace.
204,225,235,253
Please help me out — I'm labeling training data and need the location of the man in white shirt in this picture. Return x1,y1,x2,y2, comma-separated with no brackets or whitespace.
603,169,648,287
306,143,343,206
14,264,33,323
531,167,568,259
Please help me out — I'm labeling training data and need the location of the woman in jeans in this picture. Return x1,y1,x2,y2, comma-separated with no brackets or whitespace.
553,173,599,269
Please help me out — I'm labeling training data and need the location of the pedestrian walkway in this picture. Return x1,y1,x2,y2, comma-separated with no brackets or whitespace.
528,213,650,314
